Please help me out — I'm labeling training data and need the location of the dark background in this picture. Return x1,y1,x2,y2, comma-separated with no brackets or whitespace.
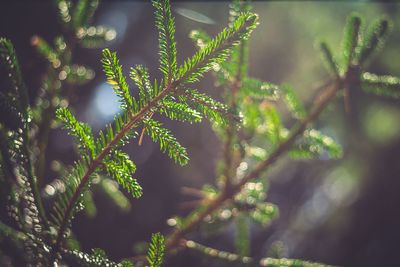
1,1,400,266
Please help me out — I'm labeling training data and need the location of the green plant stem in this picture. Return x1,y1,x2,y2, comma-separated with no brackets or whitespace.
36,35,79,184
164,79,341,252
222,42,246,188
36,71,59,183
183,239,253,264
22,129,49,228
222,83,240,188
52,80,180,258
52,17,257,257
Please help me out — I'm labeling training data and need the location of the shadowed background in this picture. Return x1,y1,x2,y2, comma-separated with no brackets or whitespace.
1,1,400,266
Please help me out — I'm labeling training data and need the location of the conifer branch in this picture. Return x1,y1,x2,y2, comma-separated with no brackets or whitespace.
341,14,361,73
177,13,258,85
147,233,165,267
184,239,253,264
0,38,48,227
357,17,391,65
183,238,331,266
143,118,189,165
52,84,173,254
164,80,341,252
222,40,246,188
181,89,230,124
4,2,398,265
152,0,177,82
33,0,114,183
52,11,257,251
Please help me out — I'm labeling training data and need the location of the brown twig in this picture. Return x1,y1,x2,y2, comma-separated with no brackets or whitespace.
52,81,179,257
164,79,342,252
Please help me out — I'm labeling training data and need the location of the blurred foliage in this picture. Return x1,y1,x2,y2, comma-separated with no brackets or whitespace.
0,0,399,267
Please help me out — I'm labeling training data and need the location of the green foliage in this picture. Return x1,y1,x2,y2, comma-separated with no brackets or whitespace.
235,215,250,257
71,0,99,29
130,65,154,106
57,0,73,26
143,119,189,165
319,42,340,78
0,39,46,254
102,49,136,111
179,89,230,125
259,258,332,267
289,129,343,159
103,151,142,198
0,38,29,119
82,191,97,218
56,0,115,47
235,182,279,226
251,202,279,226
47,2,260,255
178,12,258,84
361,72,400,98
189,29,211,50
319,14,393,84
76,26,117,48
341,14,361,73
264,106,284,146
63,64,95,85
31,36,61,68
280,84,307,120
241,78,279,100
185,239,253,264
0,92,22,131
147,233,165,267
152,0,177,82
357,17,391,65
49,161,93,228
95,111,139,153
56,108,95,157
2,1,399,267
66,248,133,267
159,99,203,123
100,178,131,211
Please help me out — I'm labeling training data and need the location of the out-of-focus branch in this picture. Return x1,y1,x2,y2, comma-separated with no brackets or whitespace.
164,79,342,252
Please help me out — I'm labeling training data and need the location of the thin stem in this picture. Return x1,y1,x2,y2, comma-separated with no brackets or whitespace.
36,33,79,183
165,79,341,252
234,80,339,189
183,239,253,264
36,70,59,182
52,80,179,257
52,15,255,257
182,238,330,267
222,41,246,188
22,129,49,228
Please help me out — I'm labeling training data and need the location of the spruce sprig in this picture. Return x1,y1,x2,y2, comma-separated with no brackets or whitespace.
65,248,133,267
56,108,96,158
50,0,259,259
130,65,156,109
0,38,29,117
71,0,99,29
0,38,47,234
177,12,258,84
103,151,142,198
102,49,136,111
152,0,177,82
341,14,361,73
143,118,189,165
158,99,203,123
147,233,165,267
361,72,400,98
180,89,230,124
357,17,391,66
